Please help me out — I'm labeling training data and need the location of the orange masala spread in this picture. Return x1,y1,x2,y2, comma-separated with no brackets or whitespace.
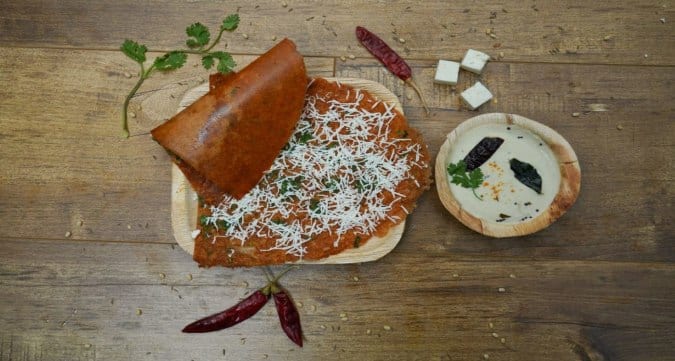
193,77,431,267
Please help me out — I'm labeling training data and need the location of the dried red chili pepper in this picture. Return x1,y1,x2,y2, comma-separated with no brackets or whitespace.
182,289,269,333
273,287,303,347
355,26,430,114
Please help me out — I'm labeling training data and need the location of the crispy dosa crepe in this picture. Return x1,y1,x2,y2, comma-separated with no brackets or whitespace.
152,39,308,202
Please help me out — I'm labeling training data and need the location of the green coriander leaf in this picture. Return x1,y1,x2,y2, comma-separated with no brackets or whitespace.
209,51,236,73
468,168,484,188
297,131,313,144
121,39,147,63
201,55,215,69
446,160,467,176
153,51,187,71
186,22,210,48
221,14,240,31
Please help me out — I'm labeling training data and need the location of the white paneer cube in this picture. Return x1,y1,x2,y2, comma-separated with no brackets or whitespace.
460,81,493,110
434,60,460,85
461,49,490,74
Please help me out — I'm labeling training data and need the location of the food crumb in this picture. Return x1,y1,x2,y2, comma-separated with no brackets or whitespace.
281,1,288,7
500,337,506,344
187,273,193,281
242,33,249,39
483,353,490,360
339,312,347,318
348,54,356,60
572,112,580,117
383,325,392,331
406,94,413,100
366,329,372,335
129,111,136,118
123,72,132,78
340,56,347,62
77,220,84,227
353,276,360,281
272,36,277,41
159,273,166,279
489,322,494,329
603,35,613,41
136,308,142,316
296,302,303,308
452,273,459,278
398,37,406,43
498,287,506,293
127,225,132,229
341,316,349,321
492,332,499,338
65,231,72,238
644,54,649,58
311,305,317,312
616,124,624,130
659,18,666,23
320,324,326,329
509,274,516,279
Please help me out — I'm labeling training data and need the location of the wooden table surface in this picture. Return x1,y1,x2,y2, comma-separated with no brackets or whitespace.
1,1,673,360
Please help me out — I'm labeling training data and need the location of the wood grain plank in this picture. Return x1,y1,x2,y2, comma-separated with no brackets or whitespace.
0,49,672,262
337,59,675,262
0,47,333,244
0,1,674,65
1,238,673,361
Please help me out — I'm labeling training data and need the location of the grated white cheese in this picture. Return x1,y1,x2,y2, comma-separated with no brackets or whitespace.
204,89,427,258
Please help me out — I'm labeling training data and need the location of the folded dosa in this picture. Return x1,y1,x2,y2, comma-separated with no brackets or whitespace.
152,39,308,202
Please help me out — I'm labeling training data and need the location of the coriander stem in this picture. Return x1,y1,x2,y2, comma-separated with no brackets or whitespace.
472,188,482,201
121,63,147,138
205,28,227,52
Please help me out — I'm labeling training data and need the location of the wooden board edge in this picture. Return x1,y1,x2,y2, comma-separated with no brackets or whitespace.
172,77,409,264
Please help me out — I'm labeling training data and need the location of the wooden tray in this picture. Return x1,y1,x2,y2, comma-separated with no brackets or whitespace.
435,113,581,237
171,78,406,264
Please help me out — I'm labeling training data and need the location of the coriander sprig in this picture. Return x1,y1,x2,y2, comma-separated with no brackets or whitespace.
120,14,240,138
447,160,484,201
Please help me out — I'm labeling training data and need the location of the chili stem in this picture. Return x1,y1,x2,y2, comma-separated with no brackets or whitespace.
472,188,482,201
405,78,430,115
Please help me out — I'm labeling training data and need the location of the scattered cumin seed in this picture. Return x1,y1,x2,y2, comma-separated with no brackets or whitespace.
242,33,249,39
65,231,72,238
489,33,497,39
500,337,506,344
492,332,499,338
572,112,580,117
483,353,490,360
603,35,613,41
136,308,142,316
124,72,132,78
616,124,624,130
489,322,494,329
187,273,193,281
320,324,326,329
339,312,347,318
84,343,92,349
366,329,372,334
353,276,360,281
348,54,356,59
383,325,392,331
